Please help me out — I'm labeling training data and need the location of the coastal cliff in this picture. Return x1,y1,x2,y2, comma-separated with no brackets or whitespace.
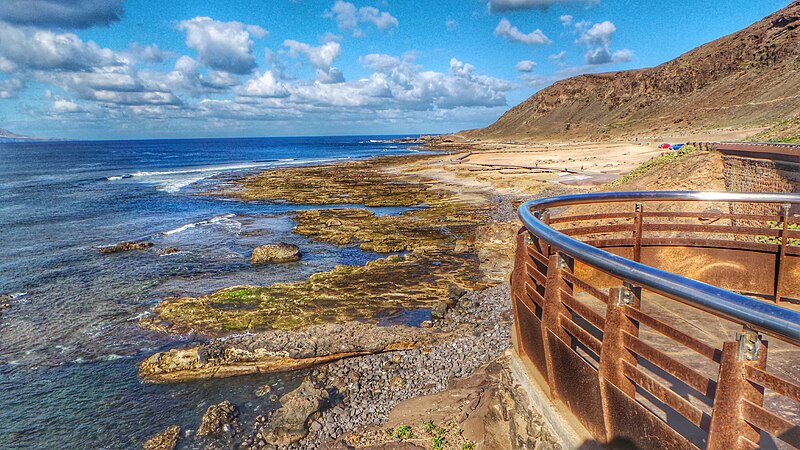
464,1,800,141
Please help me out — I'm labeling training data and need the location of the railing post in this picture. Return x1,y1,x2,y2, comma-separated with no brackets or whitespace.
540,251,573,400
774,203,791,304
707,329,767,450
599,284,642,397
633,203,644,263
510,228,530,355
541,209,552,257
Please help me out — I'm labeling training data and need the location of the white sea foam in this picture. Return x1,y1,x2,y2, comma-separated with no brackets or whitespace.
127,310,152,321
161,213,239,236
218,331,253,341
107,158,334,193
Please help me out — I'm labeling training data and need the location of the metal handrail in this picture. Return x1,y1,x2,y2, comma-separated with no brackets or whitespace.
518,191,800,344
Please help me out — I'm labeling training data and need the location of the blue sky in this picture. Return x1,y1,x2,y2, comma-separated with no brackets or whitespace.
0,0,789,139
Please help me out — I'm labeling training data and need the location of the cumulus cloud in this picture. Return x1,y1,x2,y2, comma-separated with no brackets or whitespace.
488,0,598,12
559,15,573,26
494,18,550,45
576,20,615,46
123,43,173,64
0,22,121,72
359,53,402,72
0,77,24,99
178,17,266,75
548,50,567,64
52,98,83,113
516,60,537,72
139,55,236,97
284,40,344,83
575,20,632,65
324,1,398,37
0,0,125,28
237,70,290,98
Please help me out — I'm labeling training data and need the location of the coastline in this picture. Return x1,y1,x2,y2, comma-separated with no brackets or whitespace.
136,136,722,449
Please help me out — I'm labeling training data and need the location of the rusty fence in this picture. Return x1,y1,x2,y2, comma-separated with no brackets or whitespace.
512,191,800,450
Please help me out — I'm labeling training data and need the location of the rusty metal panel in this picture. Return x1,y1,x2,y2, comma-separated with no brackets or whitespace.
602,378,700,450
547,329,607,441
515,295,548,379
740,400,800,447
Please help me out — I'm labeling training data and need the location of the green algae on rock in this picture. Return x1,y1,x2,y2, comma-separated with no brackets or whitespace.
140,250,485,336
225,156,440,207
292,203,484,253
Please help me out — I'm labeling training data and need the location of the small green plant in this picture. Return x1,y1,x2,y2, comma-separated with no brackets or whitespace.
462,442,476,450
394,425,413,440
756,221,800,246
436,427,447,436
432,435,446,450
425,420,436,434
608,145,698,187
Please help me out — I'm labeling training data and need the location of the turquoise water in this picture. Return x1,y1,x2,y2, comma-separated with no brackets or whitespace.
0,136,420,448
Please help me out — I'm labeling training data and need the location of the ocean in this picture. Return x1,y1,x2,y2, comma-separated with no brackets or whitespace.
0,136,420,448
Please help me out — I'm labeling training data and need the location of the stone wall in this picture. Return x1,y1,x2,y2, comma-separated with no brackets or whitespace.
722,155,800,216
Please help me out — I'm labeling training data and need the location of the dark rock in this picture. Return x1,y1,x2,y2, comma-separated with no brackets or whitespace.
161,247,180,255
142,424,180,450
259,378,330,446
256,383,272,397
98,241,153,254
447,283,468,302
197,400,240,437
431,301,449,320
251,243,301,264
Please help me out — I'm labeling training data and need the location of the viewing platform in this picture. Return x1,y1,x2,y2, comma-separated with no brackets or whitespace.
510,191,800,449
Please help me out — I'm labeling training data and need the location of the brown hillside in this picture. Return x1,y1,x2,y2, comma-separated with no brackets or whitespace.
466,1,800,141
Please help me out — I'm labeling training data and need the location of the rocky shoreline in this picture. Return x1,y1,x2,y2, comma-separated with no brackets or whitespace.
143,283,525,449
138,151,534,449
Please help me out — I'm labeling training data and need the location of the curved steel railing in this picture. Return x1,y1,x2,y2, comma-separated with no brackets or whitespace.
518,191,800,344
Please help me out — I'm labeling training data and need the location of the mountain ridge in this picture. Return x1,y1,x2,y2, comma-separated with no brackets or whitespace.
463,1,800,141
0,128,53,142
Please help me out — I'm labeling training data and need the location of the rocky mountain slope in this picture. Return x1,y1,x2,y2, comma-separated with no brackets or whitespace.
0,128,51,142
465,1,800,141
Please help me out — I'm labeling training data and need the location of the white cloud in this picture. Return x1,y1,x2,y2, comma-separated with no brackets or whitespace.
0,22,121,72
577,20,615,47
178,17,266,75
494,18,551,45
140,56,235,97
124,43,173,64
237,70,289,98
488,0,599,12
0,77,24,99
360,54,402,72
52,98,83,113
575,20,632,65
324,1,398,37
516,60,537,72
284,40,344,83
445,19,458,31
612,49,633,62
548,50,567,64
